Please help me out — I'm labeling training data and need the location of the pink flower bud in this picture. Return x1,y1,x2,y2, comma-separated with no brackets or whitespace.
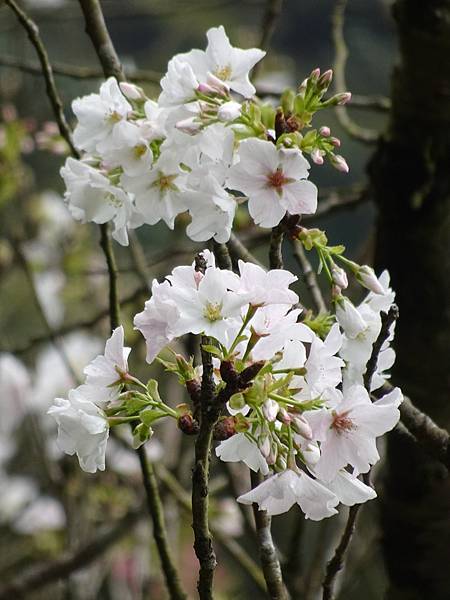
175,117,201,135
318,69,333,90
310,68,321,81
336,92,352,105
311,148,324,165
330,136,341,147
258,435,271,459
319,126,331,137
193,270,204,288
277,407,292,425
206,72,230,94
262,398,279,422
292,415,312,440
357,266,386,295
217,100,242,121
119,82,145,101
331,154,349,173
331,265,348,289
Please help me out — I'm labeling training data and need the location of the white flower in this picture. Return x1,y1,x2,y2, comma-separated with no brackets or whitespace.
326,470,377,506
60,157,140,246
335,296,367,339
122,151,188,229
168,266,246,346
134,280,180,364
217,100,242,121
159,57,199,107
185,172,236,243
48,386,109,473
230,260,298,307
84,326,130,401
101,120,153,176
250,306,313,361
357,265,386,295
237,469,339,519
227,138,318,228
72,77,131,153
215,433,269,475
306,384,401,481
304,324,344,396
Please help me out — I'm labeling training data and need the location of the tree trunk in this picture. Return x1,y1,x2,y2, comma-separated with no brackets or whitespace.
369,1,450,598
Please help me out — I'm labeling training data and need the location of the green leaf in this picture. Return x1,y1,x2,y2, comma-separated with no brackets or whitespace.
125,396,150,415
140,408,167,426
147,379,161,402
328,244,346,255
201,344,223,357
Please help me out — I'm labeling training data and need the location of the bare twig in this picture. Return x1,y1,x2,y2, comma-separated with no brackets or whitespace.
227,232,265,268
269,225,284,269
250,471,288,600
0,504,143,599
157,465,266,592
331,0,379,143
252,0,284,80
0,54,162,83
292,240,327,313
4,0,78,155
364,304,399,389
212,240,233,270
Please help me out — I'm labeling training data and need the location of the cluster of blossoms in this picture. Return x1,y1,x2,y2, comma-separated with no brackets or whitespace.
61,26,350,245
49,250,402,520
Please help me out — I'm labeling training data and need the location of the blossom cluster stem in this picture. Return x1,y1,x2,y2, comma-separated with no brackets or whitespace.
192,337,219,599
250,471,288,600
269,224,284,269
136,451,188,600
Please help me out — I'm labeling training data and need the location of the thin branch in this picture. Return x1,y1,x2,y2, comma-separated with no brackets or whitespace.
292,240,327,314
99,221,121,329
10,238,80,383
322,505,360,600
227,232,265,268
212,240,233,270
192,333,218,599
0,504,143,599
0,54,162,83
4,0,78,155
331,0,379,143
282,508,305,596
349,94,391,112
250,471,288,600
269,224,284,269
157,465,267,593
363,304,398,389
136,452,187,600
252,0,284,80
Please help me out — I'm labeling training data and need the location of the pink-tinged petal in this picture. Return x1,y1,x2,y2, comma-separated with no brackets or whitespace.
295,472,339,520
248,189,286,228
282,180,318,215
280,148,311,179
327,470,377,506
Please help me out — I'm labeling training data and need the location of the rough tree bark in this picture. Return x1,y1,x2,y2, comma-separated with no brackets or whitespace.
369,1,450,598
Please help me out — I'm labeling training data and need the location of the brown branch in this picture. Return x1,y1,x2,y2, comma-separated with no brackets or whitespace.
252,0,284,80
292,240,327,314
363,304,399,389
4,0,78,155
157,464,267,592
269,224,284,269
331,0,379,143
250,471,288,600
227,232,265,268
212,240,233,270
0,54,162,83
0,505,143,599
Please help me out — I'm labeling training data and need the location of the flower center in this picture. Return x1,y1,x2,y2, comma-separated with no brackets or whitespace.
203,302,223,322
266,168,291,197
215,65,232,81
331,410,355,434
152,172,179,195
108,110,122,123
133,144,147,159
105,192,123,208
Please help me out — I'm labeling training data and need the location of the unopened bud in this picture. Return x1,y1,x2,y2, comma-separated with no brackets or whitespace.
292,415,313,440
185,379,202,405
330,154,349,173
217,100,241,122
262,398,279,422
239,360,265,385
206,72,230,94
330,136,341,147
317,69,333,90
335,92,352,105
335,296,367,338
302,442,320,465
213,416,237,440
267,442,278,465
175,117,201,135
177,413,200,435
276,454,287,471
277,407,292,425
331,265,348,290
357,265,386,295
319,126,331,137
258,435,271,459
119,82,145,101
310,68,321,82
311,148,324,165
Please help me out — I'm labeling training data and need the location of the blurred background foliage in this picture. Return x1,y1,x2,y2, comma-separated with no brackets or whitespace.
0,1,398,598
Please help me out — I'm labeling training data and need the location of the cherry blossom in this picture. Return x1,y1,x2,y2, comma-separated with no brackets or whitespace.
215,433,269,475
227,138,318,227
